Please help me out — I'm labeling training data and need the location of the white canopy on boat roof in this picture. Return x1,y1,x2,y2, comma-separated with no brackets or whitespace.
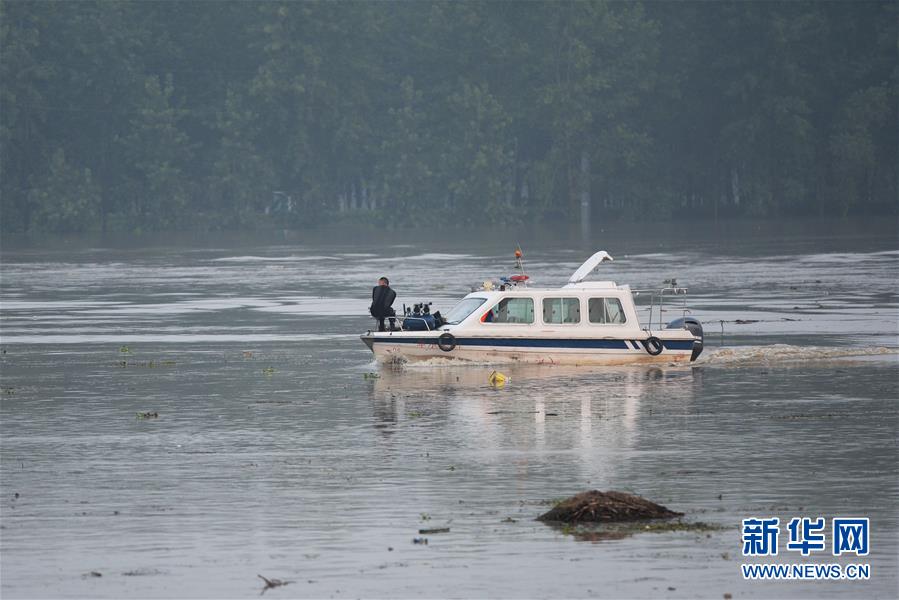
568,251,614,284
563,281,619,289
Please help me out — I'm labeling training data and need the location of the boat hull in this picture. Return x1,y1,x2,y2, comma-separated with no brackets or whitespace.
361,333,698,365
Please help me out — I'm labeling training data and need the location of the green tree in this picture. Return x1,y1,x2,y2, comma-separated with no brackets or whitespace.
0,0,49,231
1,0,896,233
119,74,194,230
828,85,896,215
375,77,437,220
443,81,514,221
209,88,275,228
27,149,100,232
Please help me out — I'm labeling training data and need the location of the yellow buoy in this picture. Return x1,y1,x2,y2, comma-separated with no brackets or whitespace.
488,370,508,387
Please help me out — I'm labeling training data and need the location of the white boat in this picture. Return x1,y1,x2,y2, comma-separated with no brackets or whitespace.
360,250,703,365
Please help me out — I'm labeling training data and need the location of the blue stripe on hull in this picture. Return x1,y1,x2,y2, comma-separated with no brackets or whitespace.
664,340,695,351
372,337,694,351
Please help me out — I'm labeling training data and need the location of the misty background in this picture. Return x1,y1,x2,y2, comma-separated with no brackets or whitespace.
1,0,896,235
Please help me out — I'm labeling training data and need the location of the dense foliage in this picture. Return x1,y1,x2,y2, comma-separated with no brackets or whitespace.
1,0,896,233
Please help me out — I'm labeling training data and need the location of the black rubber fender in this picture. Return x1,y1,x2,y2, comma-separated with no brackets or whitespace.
643,336,664,356
437,332,456,352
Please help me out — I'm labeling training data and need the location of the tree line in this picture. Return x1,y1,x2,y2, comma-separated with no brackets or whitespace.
1,0,896,233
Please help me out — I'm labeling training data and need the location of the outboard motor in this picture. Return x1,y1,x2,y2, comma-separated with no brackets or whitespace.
666,316,703,361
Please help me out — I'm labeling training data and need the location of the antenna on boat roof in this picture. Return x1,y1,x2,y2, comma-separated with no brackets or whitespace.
514,244,524,273
509,244,530,285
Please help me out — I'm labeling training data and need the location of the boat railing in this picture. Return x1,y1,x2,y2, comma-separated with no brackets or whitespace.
632,287,690,331
368,315,432,332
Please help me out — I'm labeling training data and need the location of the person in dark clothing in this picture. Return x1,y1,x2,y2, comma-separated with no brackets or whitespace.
370,276,396,332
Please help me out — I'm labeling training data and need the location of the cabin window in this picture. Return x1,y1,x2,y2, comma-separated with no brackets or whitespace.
444,298,486,325
588,297,627,324
542,297,581,324
483,297,534,324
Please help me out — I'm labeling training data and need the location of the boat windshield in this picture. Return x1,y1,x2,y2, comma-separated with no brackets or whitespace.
443,297,487,325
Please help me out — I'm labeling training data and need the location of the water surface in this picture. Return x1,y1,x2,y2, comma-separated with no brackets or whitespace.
1,221,897,598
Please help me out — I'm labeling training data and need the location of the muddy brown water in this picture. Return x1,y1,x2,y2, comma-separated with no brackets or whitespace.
1,220,897,598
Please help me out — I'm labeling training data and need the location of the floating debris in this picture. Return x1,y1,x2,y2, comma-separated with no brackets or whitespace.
419,527,450,534
262,367,276,375
122,568,164,576
771,413,841,420
561,525,631,541
635,520,724,533
363,372,381,379
537,490,683,524
243,351,254,358
412,537,428,545
258,574,292,593
136,412,159,420
119,346,131,354
117,360,175,369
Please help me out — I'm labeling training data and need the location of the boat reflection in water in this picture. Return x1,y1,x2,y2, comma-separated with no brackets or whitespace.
367,363,703,486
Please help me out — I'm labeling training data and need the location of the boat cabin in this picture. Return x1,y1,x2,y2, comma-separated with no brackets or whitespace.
444,281,641,335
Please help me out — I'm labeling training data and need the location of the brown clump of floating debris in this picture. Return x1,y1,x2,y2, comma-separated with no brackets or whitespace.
537,490,682,524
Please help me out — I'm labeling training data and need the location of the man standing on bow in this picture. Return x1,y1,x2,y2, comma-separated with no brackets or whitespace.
370,276,396,332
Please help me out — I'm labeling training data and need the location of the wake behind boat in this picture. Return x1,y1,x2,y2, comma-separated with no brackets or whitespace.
360,250,704,366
